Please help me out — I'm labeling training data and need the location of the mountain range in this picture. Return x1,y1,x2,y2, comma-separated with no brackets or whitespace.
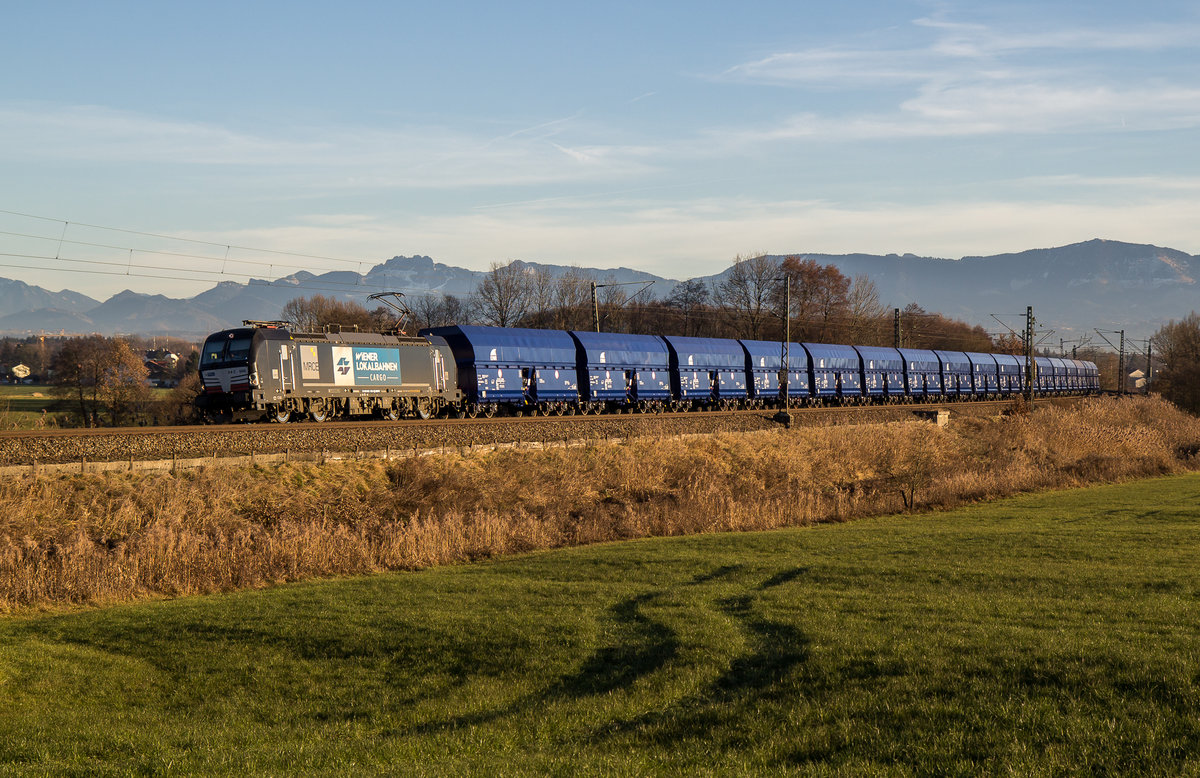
0,240,1193,341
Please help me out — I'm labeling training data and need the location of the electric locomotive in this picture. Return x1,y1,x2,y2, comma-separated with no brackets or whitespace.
196,321,460,423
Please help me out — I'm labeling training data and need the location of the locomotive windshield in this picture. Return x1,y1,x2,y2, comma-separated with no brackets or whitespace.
201,334,253,366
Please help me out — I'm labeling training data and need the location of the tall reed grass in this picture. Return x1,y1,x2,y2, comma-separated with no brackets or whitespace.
2,396,1197,611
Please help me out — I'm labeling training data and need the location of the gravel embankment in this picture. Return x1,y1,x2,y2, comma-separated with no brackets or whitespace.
0,402,1025,467
0,414,771,466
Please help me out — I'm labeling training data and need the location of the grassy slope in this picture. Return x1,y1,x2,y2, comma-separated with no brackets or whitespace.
0,385,62,429
2,475,1200,775
0,384,175,429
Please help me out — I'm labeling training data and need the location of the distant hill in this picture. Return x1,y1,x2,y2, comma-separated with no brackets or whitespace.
0,240,1193,340
0,278,96,316
730,239,1195,340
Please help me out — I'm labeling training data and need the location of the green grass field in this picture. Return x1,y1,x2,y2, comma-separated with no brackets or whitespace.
0,384,63,428
0,384,176,429
2,475,1199,775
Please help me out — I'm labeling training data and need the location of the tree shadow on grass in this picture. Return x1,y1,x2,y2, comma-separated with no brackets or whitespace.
757,566,809,590
404,589,680,734
593,569,812,748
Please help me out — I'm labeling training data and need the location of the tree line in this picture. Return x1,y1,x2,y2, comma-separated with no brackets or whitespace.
1,334,199,427
1152,313,1200,414
286,255,999,352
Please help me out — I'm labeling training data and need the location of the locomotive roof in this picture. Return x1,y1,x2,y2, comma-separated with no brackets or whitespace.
288,330,428,345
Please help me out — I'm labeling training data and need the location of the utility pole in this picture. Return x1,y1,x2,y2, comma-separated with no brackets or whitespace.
893,308,901,349
591,281,599,333
1146,339,1153,391
773,277,792,403
772,277,793,426
1025,305,1035,405
1118,329,1125,395
1094,328,1130,395
591,279,654,333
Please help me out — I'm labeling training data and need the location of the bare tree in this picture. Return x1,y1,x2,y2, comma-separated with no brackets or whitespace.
522,267,557,328
52,336,150,427
666,279,711,337
714,253,780,340
1152,312,1200,413
411,293,473,330
552,269,592,330
598,277,630,333
475,261,533,327
845,274,888,344
778,256,851,342
281,295,375,331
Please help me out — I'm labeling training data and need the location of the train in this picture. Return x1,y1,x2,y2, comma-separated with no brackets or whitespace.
195,320,1101,423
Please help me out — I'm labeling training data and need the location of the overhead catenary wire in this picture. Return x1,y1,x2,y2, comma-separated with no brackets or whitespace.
0,229,351,275
0,254,406,297
0,209,371,267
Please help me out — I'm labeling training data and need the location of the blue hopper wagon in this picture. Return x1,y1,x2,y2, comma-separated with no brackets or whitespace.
992,354,1024,395
569,330,671,412
804,343,863,402
965,352,1000,397
854,346,906,402
421,325,579,416
898,348,942,399
738,340,813,407
935,350,972,398
661,335,749,409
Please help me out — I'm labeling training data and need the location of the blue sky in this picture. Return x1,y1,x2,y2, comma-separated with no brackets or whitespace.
3,0,1199,300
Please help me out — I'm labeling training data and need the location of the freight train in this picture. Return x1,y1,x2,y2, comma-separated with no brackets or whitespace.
195,321,1101,422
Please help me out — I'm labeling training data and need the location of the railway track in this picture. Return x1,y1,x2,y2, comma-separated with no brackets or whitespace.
0,397,1085,467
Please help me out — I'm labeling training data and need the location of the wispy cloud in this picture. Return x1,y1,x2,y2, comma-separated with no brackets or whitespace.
914,17,1200,58
0,102,663,190
726,18,1200,85
716,14,1200,141
707,82,1200,144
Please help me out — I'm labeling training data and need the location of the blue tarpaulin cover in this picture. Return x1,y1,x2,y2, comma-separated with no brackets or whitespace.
854,346,904,396
662,335,748,400
421,325,579,402
803,342,862,397
569,331,670,401
739,340,811,398
935,350,972,394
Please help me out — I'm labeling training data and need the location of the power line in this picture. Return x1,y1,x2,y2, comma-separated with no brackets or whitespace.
0,255,403,298
0,209,371,266
0,228,348,274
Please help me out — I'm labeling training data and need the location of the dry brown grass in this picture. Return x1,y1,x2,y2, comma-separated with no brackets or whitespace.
2,396,1198,611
